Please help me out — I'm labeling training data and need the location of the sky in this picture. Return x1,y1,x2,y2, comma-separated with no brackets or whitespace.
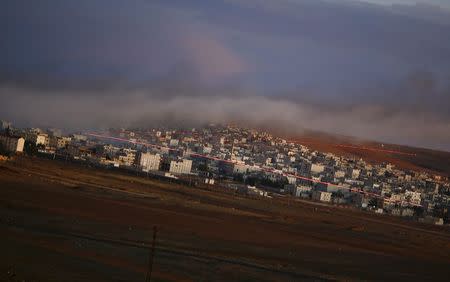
360,0,450,8
1,0,450,151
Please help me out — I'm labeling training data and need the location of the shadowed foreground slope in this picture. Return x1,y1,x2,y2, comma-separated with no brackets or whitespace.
1,158,450,281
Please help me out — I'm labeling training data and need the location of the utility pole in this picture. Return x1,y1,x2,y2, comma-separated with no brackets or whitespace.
145,226,158,282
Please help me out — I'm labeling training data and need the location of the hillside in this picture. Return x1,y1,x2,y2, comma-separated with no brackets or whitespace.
289,131,450,177
1,157,450,281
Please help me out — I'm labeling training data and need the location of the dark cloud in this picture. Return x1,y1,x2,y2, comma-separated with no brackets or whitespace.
1,0,450,150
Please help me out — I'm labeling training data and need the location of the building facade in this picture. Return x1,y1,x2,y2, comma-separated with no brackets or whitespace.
0,135,25,153
169,159,192,174
312,191,332,202
36,133,49,147
139,152,161,172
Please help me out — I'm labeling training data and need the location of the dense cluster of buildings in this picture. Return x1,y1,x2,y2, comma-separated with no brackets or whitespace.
1,120,449,225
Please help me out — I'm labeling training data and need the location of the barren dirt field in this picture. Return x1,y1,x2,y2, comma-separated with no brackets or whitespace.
1,157,450,281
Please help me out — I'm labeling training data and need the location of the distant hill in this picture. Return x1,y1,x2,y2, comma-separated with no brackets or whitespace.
287,131,450,177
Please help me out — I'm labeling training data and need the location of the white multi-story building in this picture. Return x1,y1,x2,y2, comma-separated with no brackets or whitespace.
205,178,215,185
139,152,161,172
286,175,297,185
334,170,346,178
169,159,192,175
389,193,405,205
36,133,49,147
233,162,260,174
351,169,361,179
57,137,72,149
118,148,136,166
169,139,179,147
311,163,325,174
295,185,312,197
104,144,120,155
405,190,422,206
0,135,25,153
312,191,332,202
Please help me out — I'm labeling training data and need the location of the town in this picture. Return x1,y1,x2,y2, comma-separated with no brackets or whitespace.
1,120,449,226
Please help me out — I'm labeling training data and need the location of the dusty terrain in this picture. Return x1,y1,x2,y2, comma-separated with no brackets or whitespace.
1,157,450,281
290,131,450,177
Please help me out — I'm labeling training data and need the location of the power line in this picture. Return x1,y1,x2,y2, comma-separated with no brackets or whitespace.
86,132,423,207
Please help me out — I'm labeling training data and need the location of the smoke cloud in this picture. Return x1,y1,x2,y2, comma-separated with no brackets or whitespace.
1,78,449,151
